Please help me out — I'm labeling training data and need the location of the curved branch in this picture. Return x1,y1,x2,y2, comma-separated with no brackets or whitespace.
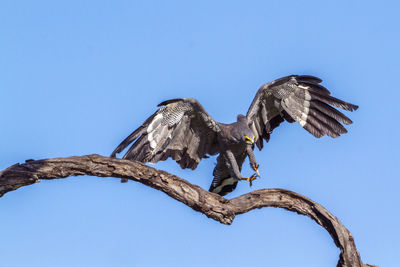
0,154,376,267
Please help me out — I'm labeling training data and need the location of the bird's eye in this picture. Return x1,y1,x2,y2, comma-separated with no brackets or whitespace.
244,136,252,143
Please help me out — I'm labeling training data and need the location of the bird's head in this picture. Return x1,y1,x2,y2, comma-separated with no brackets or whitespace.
242,134,255,144
235,114,255,145
241,127,255,145
232,127,255,145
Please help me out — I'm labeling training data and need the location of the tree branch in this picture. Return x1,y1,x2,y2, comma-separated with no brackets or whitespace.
0,154,376,267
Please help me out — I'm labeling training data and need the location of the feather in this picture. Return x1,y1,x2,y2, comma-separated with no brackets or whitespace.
299,81,331,95
113,75,358,196
122,135,147,160
303,121,324,138
157,98,184,107
260,105,269,125
110,112,157,157
296,75,323,84
308,108,347,134
246,75,357,149
305,114,340,138
310,100,353,125
112,98,220,170
282,98,324,138
309,91,359,111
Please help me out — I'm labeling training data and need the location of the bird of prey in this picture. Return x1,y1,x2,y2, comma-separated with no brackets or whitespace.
111,75,358,196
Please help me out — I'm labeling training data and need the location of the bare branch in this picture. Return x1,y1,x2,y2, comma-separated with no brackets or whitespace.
0,154,376,267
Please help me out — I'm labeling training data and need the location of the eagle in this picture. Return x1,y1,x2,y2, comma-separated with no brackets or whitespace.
111,75,358,196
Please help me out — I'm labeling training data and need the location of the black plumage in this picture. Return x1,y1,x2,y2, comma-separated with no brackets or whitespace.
111,75,358,196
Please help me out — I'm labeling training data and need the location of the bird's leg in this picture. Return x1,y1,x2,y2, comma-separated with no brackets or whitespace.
224,150,258,187
246,145,260,177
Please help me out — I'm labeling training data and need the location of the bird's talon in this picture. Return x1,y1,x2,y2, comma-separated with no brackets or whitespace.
241,174,258,187
252,163,260,177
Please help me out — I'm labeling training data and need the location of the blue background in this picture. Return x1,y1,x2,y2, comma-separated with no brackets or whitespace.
1,1,398,266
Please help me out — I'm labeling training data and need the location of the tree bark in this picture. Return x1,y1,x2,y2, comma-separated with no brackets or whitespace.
0,154,376,267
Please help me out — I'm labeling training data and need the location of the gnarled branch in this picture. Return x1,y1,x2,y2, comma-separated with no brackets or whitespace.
0,154,376,267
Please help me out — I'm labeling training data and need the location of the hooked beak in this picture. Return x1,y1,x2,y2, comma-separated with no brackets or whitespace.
244,135,254,144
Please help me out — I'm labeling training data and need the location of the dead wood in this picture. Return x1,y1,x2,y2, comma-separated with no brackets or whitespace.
0,154,376,267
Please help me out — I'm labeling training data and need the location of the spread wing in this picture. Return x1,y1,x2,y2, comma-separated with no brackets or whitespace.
111,98,221,169
246,75,358,150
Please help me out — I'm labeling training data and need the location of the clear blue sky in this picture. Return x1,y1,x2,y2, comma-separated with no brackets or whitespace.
1,1,399,266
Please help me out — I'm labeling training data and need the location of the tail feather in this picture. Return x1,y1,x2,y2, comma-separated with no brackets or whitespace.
209,175,238,196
